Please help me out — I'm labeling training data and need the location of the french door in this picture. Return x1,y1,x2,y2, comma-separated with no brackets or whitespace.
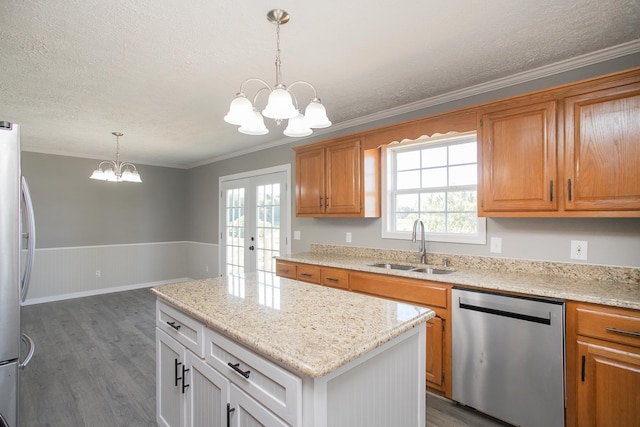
220,167,290,276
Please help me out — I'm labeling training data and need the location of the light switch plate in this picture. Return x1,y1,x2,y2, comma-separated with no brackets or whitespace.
293,230,301,240
490,237,502,253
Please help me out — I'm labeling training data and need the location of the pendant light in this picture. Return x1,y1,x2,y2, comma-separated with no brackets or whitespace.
90,132,142,183
224,9,331,137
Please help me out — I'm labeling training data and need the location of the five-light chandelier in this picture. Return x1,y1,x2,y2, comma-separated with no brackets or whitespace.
89,132,142,183
224,9,331,137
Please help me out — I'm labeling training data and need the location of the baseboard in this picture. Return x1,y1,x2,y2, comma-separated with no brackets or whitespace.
22,277,191,306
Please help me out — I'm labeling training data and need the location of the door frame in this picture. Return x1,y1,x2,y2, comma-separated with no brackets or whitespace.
218,164,292,276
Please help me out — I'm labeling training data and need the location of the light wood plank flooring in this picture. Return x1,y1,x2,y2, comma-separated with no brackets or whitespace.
20,288,509,427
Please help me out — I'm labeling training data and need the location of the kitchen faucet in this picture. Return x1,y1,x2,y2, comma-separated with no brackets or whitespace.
411,218,427,264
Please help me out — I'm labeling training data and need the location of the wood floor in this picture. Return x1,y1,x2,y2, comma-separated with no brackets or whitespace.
20,288,509,427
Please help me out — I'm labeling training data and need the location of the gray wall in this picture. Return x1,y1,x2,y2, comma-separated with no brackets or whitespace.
187,53,640,268
22,152,188,248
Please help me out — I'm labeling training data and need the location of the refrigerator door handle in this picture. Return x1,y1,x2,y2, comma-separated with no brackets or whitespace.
19,333,35,369
21,176,36,302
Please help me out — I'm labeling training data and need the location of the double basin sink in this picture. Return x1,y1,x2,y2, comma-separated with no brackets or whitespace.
367,262,454,275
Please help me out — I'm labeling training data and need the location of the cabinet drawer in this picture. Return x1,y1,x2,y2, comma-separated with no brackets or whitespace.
350,272,448,308
297,265,321,284
320,267,349,289
577,306,640,348
157,300,205,357
204,329,301,426
275,260,297,279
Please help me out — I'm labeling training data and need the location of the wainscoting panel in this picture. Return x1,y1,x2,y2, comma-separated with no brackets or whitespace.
24,242,194,305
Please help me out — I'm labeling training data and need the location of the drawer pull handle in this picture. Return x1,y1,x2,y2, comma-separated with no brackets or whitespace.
606,327,640,338
325,277,339,282
167,321,181,331
279,269,289,273
228,362,251,379
300,273,312,277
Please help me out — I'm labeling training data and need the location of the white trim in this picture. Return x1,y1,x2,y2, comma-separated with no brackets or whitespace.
22,148,187,169
190,40,640,168
381,133,487,245
22,277,190,306
32,240,217,251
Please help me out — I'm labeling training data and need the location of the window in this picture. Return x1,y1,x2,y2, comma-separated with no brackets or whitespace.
382,131,486,244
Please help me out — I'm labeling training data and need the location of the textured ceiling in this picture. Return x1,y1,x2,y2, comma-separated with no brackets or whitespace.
2,0,639,168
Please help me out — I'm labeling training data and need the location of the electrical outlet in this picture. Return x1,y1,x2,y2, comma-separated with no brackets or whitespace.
294,230,301,240
346,232,352,243
490,237,502,253
95,270,101,278
205,266,209,273
570,240,588,260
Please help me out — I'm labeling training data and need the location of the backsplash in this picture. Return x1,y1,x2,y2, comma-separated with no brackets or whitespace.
310,244,640,285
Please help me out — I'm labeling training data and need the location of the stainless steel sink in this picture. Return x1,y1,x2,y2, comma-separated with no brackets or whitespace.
411,267,454,274
367,263,455,274
367,263,415,270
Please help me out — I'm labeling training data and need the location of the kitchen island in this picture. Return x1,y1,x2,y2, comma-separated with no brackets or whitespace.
152,272,434,427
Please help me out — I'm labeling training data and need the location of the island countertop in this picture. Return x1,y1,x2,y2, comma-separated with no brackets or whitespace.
151,272,435,378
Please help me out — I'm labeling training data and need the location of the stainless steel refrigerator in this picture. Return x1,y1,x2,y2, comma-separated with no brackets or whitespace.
0,122,36,427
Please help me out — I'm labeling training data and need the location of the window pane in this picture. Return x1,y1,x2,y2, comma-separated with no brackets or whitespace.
447,212,478,233
425,213,446,233
422,146,447,168
421,167,447,188
448,191,477,211
396,194,419,213
449,142,477,165
397,151,420,171
420,192,446,212
397,170,420,190
449,164,477,186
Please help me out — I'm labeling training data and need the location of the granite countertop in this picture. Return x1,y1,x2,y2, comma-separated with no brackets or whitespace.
276,246,640,311
151,272,434,378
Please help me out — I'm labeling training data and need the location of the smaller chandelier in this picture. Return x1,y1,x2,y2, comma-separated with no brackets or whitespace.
90,132,142,183
224,9,331,137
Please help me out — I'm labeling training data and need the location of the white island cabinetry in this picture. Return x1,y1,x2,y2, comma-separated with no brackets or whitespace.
153,274,433,427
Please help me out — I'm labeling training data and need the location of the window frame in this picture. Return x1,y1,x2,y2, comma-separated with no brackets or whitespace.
381,131,486,245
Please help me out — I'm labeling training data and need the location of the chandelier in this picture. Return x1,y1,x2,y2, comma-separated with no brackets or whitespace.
224,9,331,137
89,132,142,183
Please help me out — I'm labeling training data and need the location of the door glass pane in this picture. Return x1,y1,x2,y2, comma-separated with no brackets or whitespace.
256,182,280,274
225,187,245,275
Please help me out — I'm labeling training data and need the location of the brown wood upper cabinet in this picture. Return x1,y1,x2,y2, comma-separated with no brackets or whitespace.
564,81,640,212
478,99,558,213
294,137,380,217
478,68,640,217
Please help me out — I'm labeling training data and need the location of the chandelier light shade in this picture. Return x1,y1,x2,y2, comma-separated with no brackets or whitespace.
224,9,331,137
90,132,142,183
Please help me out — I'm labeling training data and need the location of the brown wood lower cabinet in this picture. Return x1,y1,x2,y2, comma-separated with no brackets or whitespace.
566,301,640,427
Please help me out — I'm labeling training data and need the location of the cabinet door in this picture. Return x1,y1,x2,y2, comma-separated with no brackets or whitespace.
157,329,186,427
425,317,444,389
325,139,361,214
229,384,289,427
479,100,558,213
564,83,640,211
576,341,640,427
295,147,325,214
185,352,229,427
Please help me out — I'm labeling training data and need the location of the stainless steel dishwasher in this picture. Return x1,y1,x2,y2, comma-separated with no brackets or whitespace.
452,287,565,427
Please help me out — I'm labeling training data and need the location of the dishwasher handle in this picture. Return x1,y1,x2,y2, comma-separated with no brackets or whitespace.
458,299,552,325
